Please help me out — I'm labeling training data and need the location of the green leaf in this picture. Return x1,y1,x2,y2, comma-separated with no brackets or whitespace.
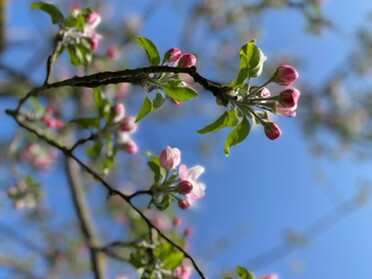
163,80,198,102
136,97,153,122
103,139,116,175
154,243,172,260
30,2,64,24
224,117,251,155
135,36,160,66
197,112,229,134
231,41,265,86
197,109,239,134
154,195,170,210
152,93,166,110
70,117,100,129
68,45,83,66
147,161,166,183
87,141,103,157
163,251,184,270
236,266,255,279
129,252,146,269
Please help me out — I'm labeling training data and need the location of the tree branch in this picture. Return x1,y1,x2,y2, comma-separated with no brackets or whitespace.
65,156,107,279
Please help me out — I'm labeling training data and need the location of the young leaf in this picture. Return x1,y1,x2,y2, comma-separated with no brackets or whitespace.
197,112,229,134
152,93,166,110
236,266,255,279
87,141,103,157
135,36,160,66
163,251,184,270
70,117,100,129
224,117,251,155
135,97,153,123
197,109,239,134
30,2,64,24
231,41,265,86
163,80,198,102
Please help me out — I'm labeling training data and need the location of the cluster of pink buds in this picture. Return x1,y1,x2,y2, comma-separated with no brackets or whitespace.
84,11,102,51
42,106,64,129
249,65,300,140
174,260,192,279
20,143,57,171
7,180,42,209
157,147,206,210
113,104,139,154
163,48,197,67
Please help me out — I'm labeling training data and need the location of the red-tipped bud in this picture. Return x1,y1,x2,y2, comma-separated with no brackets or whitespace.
264,122,282,140
119,116,137,133
85,11,101,28
260,87,271,98
89,33,101,51
159,146,181,170
121,139,138,154
178,180,193,194
173,217,182,226
178,54,196,67
107,45,120,60
178,199,190,210
278,88,300,108
184,228,193,236
164,48,182,63
112,104,125,123
261,275,279,279
273,64,299,86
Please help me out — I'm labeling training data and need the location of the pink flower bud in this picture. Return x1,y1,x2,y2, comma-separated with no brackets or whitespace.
178,180,193,194
274,64,299,86
112,104,125,123
178,198,190,210
53,118,65,129
89,33,100,51
46,106,56,113
173,217,182,226
121,139,138,154
260,87,271,98
184,228,193,236
85,12,101,28
164,48,182,63
178,54,197,67
107,45,120,60
264,122,282,140
119,116,137,133
275,104,297,117
159,146,181,170
278,88,300,108
261,275,279,279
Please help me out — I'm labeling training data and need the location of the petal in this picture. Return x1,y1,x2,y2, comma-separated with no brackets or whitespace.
188,182,206,200
187,165,205,181
178,164,189,180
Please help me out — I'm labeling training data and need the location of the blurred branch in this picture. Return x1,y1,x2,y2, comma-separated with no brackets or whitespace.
0,253,41,279
65,156,107,279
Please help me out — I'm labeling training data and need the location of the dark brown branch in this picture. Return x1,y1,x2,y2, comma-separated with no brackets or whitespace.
65,157,107,279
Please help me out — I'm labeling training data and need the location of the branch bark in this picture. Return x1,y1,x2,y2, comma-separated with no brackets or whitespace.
65,156,107,279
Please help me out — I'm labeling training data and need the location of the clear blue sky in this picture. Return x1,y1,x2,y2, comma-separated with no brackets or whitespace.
2,1,372,279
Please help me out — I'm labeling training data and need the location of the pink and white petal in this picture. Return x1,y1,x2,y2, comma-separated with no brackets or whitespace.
178,164,189,180
188,165,205,181
188,182,206,200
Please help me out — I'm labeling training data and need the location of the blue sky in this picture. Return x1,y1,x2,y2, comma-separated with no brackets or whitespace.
3,1,372,279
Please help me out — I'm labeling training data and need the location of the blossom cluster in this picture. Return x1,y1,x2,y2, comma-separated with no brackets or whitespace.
65,9,102,52
7,178,42,209
42,106,64,129
20,143,57,170
248,64,300,140
163,48,197,68
112,103,139,154
150,146,205,210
